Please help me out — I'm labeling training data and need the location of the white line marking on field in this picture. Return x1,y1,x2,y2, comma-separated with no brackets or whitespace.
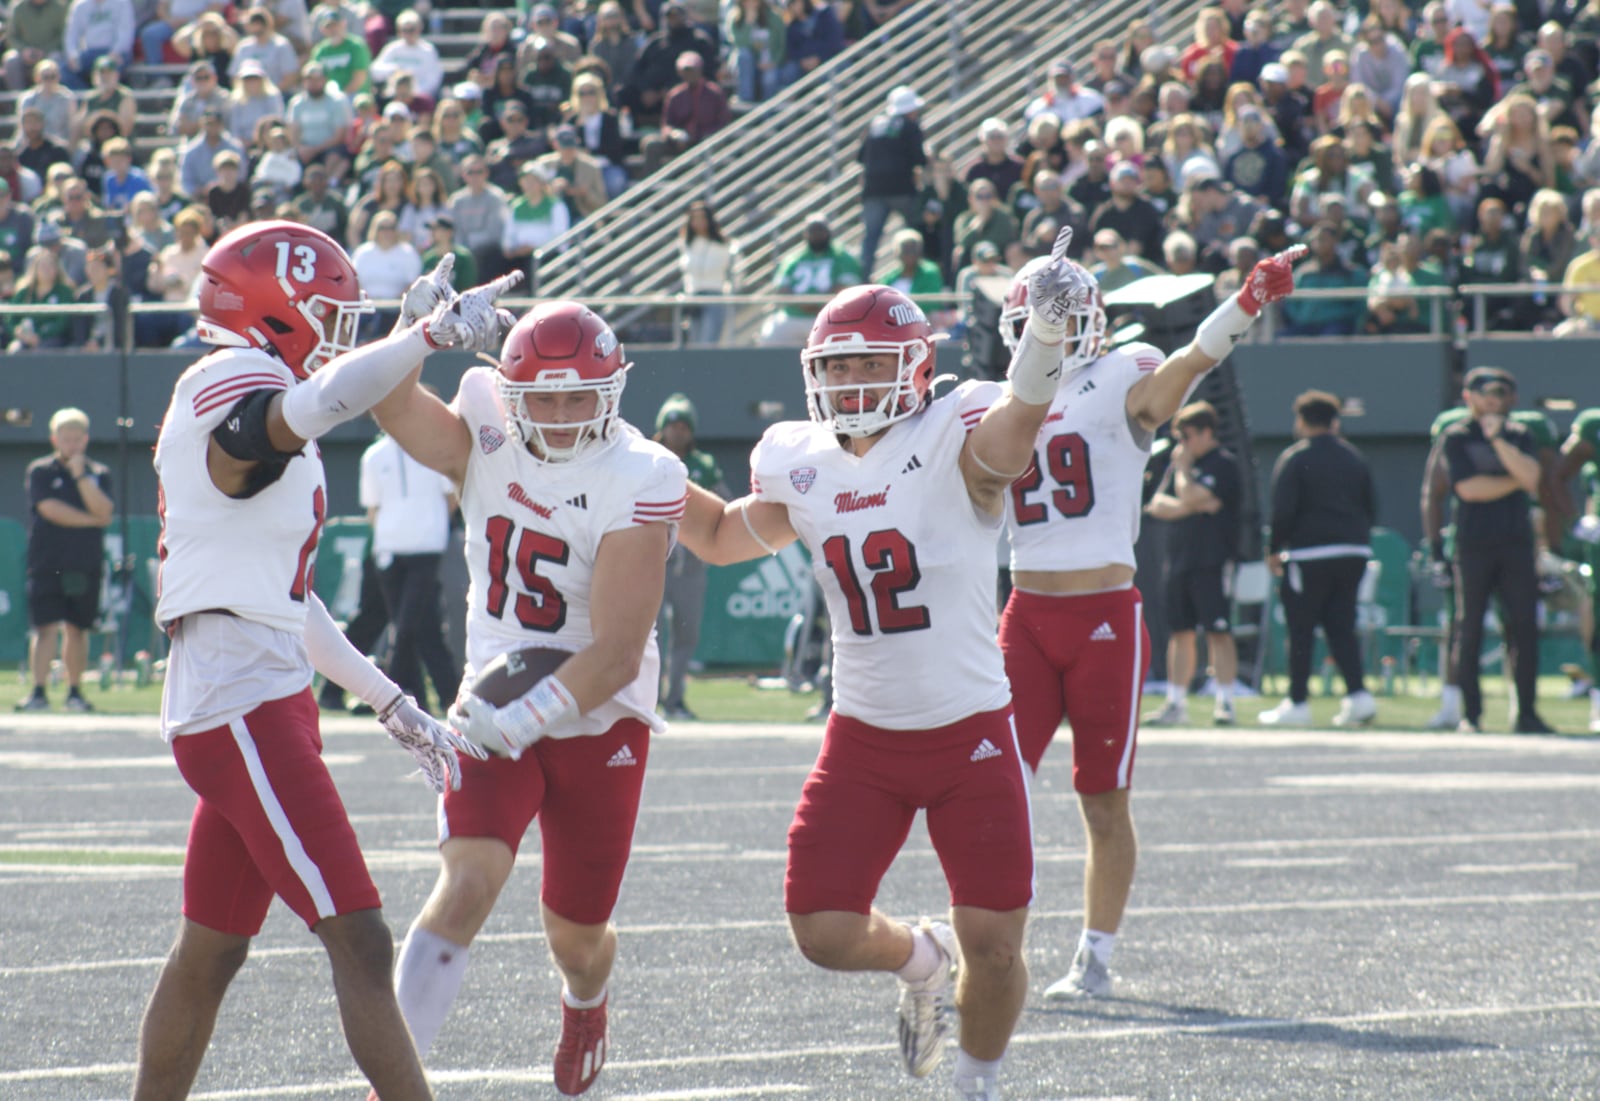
15,1000,1600,1095
1273,772,1600,791
0,752,363,771
1227,857,1353,868
1451,862,1576,874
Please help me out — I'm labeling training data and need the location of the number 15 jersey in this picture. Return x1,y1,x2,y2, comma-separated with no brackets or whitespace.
454,367,688,738
1005,343,1165,573
751,380,1011,731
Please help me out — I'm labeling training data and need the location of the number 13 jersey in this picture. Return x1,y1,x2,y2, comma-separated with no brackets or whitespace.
1004,343,1165,573
454,367,688,738
751,380,1011,731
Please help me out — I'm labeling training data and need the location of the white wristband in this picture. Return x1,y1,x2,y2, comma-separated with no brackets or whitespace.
1193,294,1256,361
1007,324,1065,406
494,674,578,750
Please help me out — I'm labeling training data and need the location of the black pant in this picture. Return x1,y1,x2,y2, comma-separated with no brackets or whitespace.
1454,540,1539,723
378,553,461,715
1279,556,1367,704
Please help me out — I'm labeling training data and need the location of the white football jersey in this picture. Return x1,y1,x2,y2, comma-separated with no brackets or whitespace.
155,348,328,635
454,367,688,738
1005,342,1165,573
752,380,1012,730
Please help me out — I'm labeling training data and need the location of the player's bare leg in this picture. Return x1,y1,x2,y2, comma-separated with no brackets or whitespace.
1151,630,1197,724
316,909,434,1101
1080,788,1136,935
1207,631,1238,723
788,908,916,971
416,838,516,943
543,905,617,1000
132,920,250,1101
949,903,1028,1099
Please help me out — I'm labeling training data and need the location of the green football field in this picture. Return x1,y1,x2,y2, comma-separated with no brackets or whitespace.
12,671,1599,734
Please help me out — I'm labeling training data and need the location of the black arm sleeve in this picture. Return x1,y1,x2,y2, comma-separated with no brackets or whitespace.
212,388,303,463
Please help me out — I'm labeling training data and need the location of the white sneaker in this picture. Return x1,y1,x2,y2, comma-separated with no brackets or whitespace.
955,1074,1002,1100
1143,699,1187,726
1212,697,1236,726
1332,691,1377,727
897,919,957,1078
1589,709,1600,735
1425,705,1461,731
1043,944,1112,1000
1258,699,1311,727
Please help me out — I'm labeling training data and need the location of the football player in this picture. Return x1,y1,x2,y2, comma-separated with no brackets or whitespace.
136,221,513,1101
993,243,1305,1002
674,231,1083,1101
1557,405,1600,732
367,300,688,1097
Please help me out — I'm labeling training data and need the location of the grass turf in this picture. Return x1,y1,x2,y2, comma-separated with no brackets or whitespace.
8,671,1596,734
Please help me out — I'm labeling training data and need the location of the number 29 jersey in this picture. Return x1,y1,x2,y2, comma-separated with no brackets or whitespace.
454,367,689,738
1005,343,1165,573
751,380,1011,731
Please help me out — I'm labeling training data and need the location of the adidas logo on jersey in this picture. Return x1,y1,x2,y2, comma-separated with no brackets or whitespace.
1077,379,1097,395
1090,621,1117,641
566,494,588,509
606,745,637,768
970,738,1003,762
901,454,923,474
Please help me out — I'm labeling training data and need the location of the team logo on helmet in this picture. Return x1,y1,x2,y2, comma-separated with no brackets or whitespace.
888,302,926,326
790,467,817,494
595,326,618,358
479,424,506,454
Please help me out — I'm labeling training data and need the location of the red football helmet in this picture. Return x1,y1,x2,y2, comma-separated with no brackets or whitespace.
999,254,1107,375
497,300,630,463
195,219,372,379
800,285,945,438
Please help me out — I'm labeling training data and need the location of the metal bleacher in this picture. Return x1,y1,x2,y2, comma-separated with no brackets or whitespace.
528,0,1210,338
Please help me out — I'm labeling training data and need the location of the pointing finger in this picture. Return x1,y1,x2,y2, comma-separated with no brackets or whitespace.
430,251,455,289
482,270,526,300
1051,225,1073,263
1273,244,1309,266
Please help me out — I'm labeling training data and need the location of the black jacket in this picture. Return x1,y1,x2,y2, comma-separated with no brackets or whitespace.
858,111,925,199
1267,433,1376,556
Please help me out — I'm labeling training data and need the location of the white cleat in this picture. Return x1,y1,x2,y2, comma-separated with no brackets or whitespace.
897,919,958,1078
1258,699,1312,727
1143,700,1187,727
1043,944,1112,1000
1332,690,1378,727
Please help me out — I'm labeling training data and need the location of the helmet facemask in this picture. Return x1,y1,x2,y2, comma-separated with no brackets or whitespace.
299,290,373,374
802,338,932,438
498,368,627,463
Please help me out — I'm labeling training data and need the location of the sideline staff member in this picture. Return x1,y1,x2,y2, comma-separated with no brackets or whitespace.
1259,391,1378,728
1145,401,1243,726
18,407,114,712
1440,367,1551,734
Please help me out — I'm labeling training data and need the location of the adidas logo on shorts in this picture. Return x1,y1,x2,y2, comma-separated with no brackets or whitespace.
606,745,637,768
970,738,1003,762
1090,621,1117,641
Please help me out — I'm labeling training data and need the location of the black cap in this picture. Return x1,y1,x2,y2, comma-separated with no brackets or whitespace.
1464,366,1516,390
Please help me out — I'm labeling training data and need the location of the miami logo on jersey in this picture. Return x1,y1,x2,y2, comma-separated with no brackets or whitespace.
835,486,890,513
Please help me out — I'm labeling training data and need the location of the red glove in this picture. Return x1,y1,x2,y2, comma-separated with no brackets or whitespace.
1237,245,1308,316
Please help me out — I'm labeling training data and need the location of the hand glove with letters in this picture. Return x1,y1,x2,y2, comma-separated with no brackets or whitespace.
379,693,488,793
423,270,524,353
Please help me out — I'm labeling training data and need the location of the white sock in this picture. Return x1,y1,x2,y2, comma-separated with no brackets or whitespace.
1440,685,1462,711
894,924,942,984
394,925,470,1058
562,983,608,1010
1590,686,1600,710
953,1049,1002,1094
1081,928,1116,967
1167,683,1185,704
1217,684,1233,705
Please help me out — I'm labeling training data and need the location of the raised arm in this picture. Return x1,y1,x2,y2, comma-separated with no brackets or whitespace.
1125,246,1307,433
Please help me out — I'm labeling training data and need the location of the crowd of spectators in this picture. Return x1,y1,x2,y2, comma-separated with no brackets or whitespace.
820,0,1600,345
0,0,902,349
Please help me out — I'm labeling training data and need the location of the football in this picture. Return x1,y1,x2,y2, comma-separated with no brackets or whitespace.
470,646,572,708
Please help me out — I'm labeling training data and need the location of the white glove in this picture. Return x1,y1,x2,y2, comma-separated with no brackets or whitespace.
423,269,524,353
1025,225,1092,342
448,675,578,759
396,251,456,331
378,694,488,793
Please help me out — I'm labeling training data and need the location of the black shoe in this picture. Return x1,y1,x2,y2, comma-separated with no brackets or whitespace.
14,691,48,712
64,691,94,713
1513,713,1555,735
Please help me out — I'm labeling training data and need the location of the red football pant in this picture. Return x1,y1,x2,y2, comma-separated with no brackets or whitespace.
1000,586,1151,791
173,688,381,935
440,718,649,926
785,706,1035,915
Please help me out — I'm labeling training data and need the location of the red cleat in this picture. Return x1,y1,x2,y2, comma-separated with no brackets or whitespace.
553,995,608,1096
